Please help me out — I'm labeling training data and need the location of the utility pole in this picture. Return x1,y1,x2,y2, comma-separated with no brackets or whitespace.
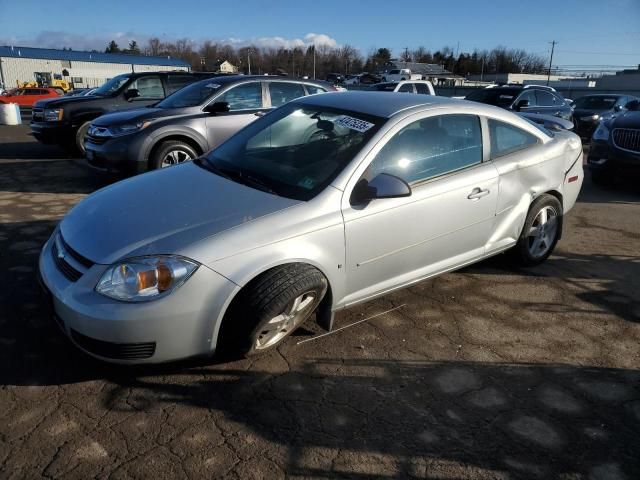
313,45,316,79
403,46,410,63
480,57,485,85
247,49,252,75
547,40,557,86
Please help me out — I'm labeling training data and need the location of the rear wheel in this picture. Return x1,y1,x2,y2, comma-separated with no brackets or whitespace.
512,195,562,266
218,264,328,357
151,141,198,170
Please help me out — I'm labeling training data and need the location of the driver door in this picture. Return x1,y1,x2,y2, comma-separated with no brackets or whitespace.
340,113,499,306
205,81,266,149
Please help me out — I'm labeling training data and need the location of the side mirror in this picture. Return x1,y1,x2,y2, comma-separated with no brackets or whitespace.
613,104,623,112
350,173,411,205
124,89,140,101
203,101,230,115
514,99,529,111
625,100,639,111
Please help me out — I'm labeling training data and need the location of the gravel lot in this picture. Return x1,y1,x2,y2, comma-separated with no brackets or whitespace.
0,124,639,479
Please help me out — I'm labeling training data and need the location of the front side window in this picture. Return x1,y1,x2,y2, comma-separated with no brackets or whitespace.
535,90,557,107
204,103,383,200
398,83,414,93
489,119,539,159
269,82,306,107
366,114,483,185
129,76,164,99
516,90,536,107
215,82,263,110
157,80,223,108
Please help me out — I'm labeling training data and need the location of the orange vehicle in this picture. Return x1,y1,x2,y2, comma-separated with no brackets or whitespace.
0,87,60,107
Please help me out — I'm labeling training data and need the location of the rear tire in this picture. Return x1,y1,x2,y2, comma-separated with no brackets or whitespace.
150,141,198,170
512,194,562,267
218,264,328,357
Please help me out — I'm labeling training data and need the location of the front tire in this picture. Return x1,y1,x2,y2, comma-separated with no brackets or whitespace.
218,264,328,357
75,121,91,156
150,141,198,170
512,194,562,266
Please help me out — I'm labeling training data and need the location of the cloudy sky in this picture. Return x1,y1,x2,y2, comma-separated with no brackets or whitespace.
1,0,639,69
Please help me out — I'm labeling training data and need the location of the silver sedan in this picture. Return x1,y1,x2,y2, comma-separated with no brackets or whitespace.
39,92,584,363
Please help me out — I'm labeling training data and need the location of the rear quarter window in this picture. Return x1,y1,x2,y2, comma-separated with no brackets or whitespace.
489,119,539,159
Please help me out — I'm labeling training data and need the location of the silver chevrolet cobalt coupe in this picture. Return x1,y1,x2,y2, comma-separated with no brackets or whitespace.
39,92,584,363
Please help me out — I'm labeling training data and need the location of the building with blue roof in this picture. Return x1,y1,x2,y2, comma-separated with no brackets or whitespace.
0,46,190,90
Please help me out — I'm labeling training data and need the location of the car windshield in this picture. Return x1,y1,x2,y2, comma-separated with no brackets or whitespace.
157,80,224,108
202,103,384,201
93,74,130,96
573,96,618,110
466,89,518,107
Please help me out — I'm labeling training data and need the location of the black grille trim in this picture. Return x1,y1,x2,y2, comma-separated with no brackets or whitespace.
612,128,640,154
52,240,83,282
59,235,94,268
86,134,108,146
70,329,156,360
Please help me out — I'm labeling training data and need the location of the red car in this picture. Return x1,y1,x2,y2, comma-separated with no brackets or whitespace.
0,87,60,107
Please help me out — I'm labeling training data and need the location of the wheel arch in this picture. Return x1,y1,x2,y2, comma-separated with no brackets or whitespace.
145,132,207,167
211,259,336,351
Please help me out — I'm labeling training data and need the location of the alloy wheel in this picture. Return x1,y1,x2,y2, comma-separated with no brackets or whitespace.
527,205,558,258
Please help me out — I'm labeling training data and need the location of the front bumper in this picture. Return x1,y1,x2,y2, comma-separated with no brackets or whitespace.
30,121,75,144
588,139,640,175
38,234,238,364
84,134,149,175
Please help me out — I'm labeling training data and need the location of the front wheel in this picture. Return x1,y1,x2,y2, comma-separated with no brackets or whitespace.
218,264,328,357
75,121,92,155
151,141,198,170
512,195,562,266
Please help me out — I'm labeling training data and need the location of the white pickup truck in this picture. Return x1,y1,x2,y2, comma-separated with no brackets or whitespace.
381,69,423,82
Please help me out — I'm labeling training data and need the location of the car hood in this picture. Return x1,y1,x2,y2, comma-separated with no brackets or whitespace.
59,161,301,265
610,110,640,129
33,94,100,109
92,106,195,126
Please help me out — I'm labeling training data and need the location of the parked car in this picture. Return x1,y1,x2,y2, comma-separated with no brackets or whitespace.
326,73,344,84
588,99,640,184
572,94,638,140
30,71,221,154
39,91,583,363
65,88,98,97
84,76,335,174
465,85,572,121
381,69,422,82
0,87,60,107
368,80,435,95
344,73,382,86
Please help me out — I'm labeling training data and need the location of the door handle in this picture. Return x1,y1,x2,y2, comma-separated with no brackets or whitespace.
467,187,490,200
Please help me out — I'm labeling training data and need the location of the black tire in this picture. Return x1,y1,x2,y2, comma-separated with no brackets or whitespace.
512,194,563,267
218,264,328,357
150,141,198,170
75,121,91,156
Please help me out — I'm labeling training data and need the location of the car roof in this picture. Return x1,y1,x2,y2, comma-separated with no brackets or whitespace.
293,91,467,118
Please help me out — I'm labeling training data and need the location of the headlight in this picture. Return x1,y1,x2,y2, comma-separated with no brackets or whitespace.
96,256,199,302
580,114,599,122
44,108,63,121
592,122,609,141
107,121,151,137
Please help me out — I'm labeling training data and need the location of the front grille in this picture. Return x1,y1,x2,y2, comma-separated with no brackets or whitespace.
32,108,44,122
71,329,156,360
51,233,94,282
613,128,640,154
86,134,108,145
52,240,83,281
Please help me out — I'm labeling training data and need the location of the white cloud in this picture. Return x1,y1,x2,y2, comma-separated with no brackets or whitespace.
0,31,341,52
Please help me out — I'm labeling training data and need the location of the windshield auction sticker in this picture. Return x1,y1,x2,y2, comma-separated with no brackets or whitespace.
334,115,375,133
